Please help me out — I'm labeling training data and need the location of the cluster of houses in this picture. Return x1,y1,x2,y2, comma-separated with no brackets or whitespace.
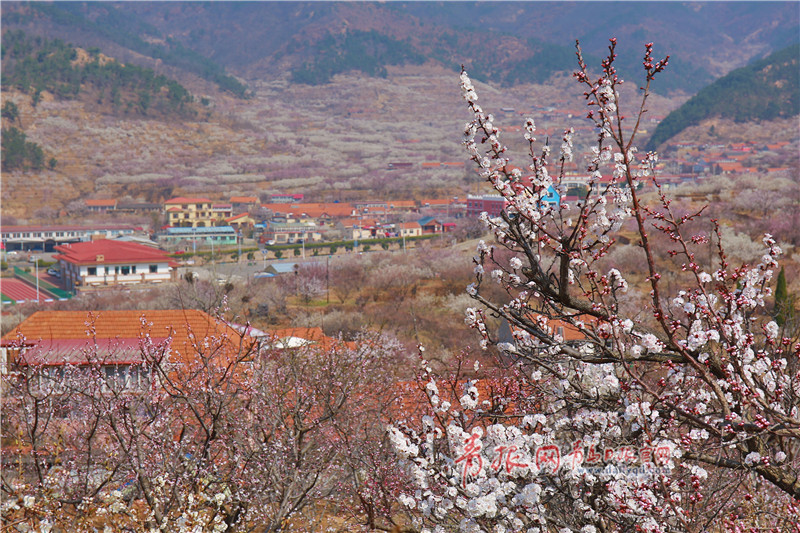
4,137,791,298
663,140,793,178
0,193,474,295
81,193,470,248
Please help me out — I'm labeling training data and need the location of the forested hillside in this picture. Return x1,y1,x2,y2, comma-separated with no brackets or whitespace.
6,2,249,97
2,30,195,117
290,30,426,85
647,44,800,149
3,2,797,95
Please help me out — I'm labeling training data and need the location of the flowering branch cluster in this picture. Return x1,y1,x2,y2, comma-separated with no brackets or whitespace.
393,40,799,532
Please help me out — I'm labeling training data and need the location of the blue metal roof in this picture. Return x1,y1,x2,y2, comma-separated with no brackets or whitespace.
166,226,236,235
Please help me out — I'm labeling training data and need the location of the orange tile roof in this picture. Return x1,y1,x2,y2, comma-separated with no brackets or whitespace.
340,217,378,227
262,202,356,218
398,222,421,229
229,196,259,203
767,142,789,150
388,200,417,209
1,309,251,366
508,315,596,343
421,198,453,206
717,162,745,172
269,326,326,342
388,378,539,423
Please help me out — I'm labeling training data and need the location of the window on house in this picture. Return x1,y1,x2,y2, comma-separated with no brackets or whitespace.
105,266,110,274
102,365,149,392
149,265,158,273
88,267,97,275
37,367,66,393
115,266,120,274
121,266,130,275
131,266,137,274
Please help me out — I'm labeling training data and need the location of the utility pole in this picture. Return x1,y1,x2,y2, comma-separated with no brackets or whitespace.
35,256,40,303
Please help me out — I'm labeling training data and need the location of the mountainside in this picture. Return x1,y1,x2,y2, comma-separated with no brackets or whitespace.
647,44,800,150
1,2,797,223
3,2,798,95
2,2,249,98
2,29,196,119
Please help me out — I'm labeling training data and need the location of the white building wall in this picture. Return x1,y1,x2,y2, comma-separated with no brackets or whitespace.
75,262,172,287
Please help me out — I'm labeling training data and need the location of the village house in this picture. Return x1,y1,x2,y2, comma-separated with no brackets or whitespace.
395,222,422,238
164,197,215,228
54,240,178,291
85,199,117,213
160,226,238,250
335,218,379,240
0,309,253,393
225,213,256,232
1,312,351,396
1,225,141,253
466,186,560,218
261,218,322,244
115,201,162,214
270,193,304,204
417,217,445,234
211,203,234,222
261,202,358,220
420,198,466,218
229,196,260,212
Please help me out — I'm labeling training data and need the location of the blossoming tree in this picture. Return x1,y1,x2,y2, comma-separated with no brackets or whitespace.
390,40,799,532
1,313,409,532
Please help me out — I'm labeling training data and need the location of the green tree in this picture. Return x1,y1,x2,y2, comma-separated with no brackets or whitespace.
1,126,45,171
774,267,793,327
1,127,26,169
1,101,19,124
137,90,151,114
